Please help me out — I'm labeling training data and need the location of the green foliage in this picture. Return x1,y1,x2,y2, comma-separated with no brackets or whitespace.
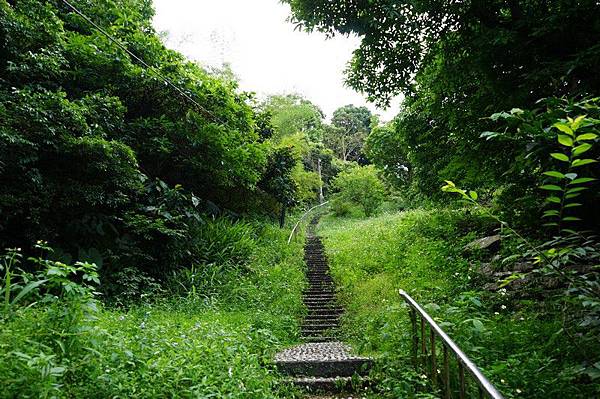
330,165,386,217
261,94,324,141
0,0,286,283
540,115,598,232
193,218,257,268
365,122,410,186
318,209,600,398
259,147,298,208
284,1,600,220
0,222,306,398
284,1,600,106
324,104,373,162
482,98,600,231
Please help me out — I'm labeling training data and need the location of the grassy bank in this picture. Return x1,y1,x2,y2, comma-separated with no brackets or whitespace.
1,222,306,398
317,209,599,399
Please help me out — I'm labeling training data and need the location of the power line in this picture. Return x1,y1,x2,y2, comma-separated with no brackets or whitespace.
60,0,230,127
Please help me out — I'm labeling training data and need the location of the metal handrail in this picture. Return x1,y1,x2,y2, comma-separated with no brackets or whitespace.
287,201,330,244
399,289,504,399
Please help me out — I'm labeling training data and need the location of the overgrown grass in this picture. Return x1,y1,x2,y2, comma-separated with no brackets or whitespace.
0,222,306,398
317,209,600,399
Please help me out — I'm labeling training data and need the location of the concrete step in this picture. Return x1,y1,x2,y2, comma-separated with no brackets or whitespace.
307,308,344,315
304,299,336,304
306,304,343,309
287,376,371,395
276,358,372,378
305,317,342,324
301,336,337,342
301,329,339,337
301,324,339,332
304,291,335,296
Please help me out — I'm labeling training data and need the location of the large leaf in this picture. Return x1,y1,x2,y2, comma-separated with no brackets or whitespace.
553,122,574,136
572,143,592,156
576,133,598,141
542,171,565,179
572,115,587,130
11,279,47,305
550,153,569,162
570,177,597,185
572,159,598,167
564,203,582,208
540,184,562,191
566,187,588,194
558,134,574,147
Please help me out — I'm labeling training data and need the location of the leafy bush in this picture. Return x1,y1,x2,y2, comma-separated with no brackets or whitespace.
318,209,600,398
194,218,257,268
0,0,289,292
330,165,386,217
0,221,306,398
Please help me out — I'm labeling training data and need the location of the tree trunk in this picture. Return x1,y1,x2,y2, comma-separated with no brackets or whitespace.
279,205,286,228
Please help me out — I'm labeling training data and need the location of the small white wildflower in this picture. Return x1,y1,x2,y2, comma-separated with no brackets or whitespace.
119,315,125,321
501,379,506,384
516,389,522,394
139,322,145,329
501,305,507,310
519,317,525,321
494,312,500,315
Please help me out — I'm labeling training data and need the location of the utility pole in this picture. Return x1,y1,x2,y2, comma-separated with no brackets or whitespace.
317,158,325,204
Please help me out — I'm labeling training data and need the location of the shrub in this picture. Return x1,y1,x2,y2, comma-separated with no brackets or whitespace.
330,165,386,217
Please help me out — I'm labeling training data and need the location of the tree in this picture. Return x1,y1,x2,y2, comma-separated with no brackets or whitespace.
258,147,297,227
284,0,600,214
0,0,273,282
364,122,410,187
261,94,325,141
283,0,600,106
330,165,386,217
324,105,372,162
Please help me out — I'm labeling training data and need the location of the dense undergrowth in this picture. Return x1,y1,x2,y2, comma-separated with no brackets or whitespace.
1,221,306,399
318,209,600,399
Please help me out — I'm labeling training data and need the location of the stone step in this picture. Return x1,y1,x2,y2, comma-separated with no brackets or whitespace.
276,358,372,378
304,292,334,296
303,296,335,301
301,331,338,338
301,324,339,332
301,336,337,342
307,308,344,315
306,303,342,308
301,329,338,337
304,299,336,304
305,314,341,321
286,376,371,394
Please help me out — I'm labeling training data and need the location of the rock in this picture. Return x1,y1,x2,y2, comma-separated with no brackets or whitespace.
464,235,501,253
513,262,535,273
479,262,495,277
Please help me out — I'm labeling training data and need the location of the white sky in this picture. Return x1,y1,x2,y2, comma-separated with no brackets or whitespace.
152,0,402,121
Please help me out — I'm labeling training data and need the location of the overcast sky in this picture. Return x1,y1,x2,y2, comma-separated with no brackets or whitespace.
152,0,401,121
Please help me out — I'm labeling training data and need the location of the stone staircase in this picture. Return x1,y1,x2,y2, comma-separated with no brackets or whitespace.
274,219,372,396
